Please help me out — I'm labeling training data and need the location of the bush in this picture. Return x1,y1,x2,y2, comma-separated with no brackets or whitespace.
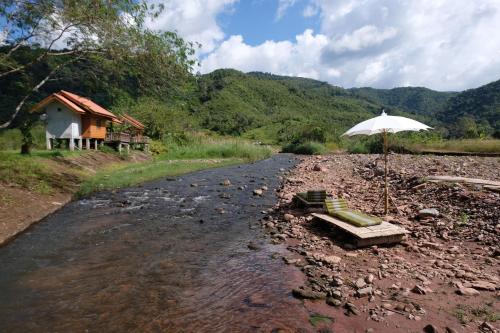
282,141,326,155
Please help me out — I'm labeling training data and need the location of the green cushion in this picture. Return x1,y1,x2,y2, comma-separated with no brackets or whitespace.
306,190,326,202
325,198,348,214
331,210,382,227
325,198,382,227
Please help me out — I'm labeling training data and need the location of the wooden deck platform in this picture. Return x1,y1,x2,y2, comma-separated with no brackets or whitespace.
312,213,409,247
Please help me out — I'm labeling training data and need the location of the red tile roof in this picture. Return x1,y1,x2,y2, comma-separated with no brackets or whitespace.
121,114,145,130
31,93,86,114
59,90,117,120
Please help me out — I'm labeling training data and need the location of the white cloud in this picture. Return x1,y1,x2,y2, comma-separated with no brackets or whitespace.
303,4,319,17
276,0,298,20
329,25,397,54
157,0,500,90
145,0,237,53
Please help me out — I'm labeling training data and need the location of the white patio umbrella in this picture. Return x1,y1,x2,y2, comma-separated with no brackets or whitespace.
342,110,431,214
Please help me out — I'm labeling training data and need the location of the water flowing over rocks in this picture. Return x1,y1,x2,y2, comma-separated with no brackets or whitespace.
261,154,499,332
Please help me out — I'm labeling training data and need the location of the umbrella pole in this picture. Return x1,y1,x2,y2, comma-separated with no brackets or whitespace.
383,130,389,215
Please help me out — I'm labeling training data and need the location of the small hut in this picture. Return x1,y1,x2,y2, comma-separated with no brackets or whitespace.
32,90,119,150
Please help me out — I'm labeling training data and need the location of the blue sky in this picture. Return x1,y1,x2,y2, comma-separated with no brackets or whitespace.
218,1,320,46
3,0,500,91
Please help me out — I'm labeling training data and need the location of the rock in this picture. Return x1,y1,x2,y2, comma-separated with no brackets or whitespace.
456,287,480,296
479,322,496,333
190,183,198,187
357,286,373,297
471,280,496,291
423,324,440,333
355,278,367,289
292,287,326,300
412,285,431,295
326,297,342,307
313,164,325,172
221,179,231,186
312,253,342,265
382,303,393,310
422,241,441,250
330,290,343,300
253,189,263,196
418,208,440,219
344,302,360,316
445,327,458,333
365,274,375,284
283,213,295,221
261,185,268,191
247,242,260,250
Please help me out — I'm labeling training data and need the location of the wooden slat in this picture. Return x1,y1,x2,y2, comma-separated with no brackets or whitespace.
312,213,408,239
427,175,500,187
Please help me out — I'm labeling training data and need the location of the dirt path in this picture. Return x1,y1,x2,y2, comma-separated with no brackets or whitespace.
0,154,317,333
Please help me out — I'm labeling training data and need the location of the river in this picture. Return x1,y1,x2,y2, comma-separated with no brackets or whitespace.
0,155,313,333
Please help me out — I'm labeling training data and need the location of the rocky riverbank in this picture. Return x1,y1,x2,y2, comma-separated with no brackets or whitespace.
262,154,499,332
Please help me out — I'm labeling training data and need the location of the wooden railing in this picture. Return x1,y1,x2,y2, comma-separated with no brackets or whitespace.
131,135,150,144
105,132,149,144
105,132,130,143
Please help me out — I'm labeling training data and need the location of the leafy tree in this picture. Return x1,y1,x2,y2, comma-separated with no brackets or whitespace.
0,0,195,153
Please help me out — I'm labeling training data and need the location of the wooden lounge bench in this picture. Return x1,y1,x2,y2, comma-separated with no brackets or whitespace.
293,190,327,208
312,213,409,247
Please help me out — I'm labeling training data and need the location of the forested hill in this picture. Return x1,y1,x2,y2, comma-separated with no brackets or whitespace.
349,87,457,117
438,79,500,137
195,70,499,140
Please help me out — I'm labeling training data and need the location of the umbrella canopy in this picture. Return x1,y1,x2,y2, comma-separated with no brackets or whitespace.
342,110,431,136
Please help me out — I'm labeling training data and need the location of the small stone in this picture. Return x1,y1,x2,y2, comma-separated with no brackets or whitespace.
357,286,373,297
283,213,295,221
445,327,458,333
382,303,393,310
253,189,263,196
261,185,268,191
418,208,440,219
479,322,496,332
365,274,375,284
456,287,480,296
190,183,198,187
412,285,430,295
345,302,360,316
313,164,325,171
355,278,367,289
330,290,343,300
471,280,496,291
221,179,231,186
247,242,260,250
326,297,342,307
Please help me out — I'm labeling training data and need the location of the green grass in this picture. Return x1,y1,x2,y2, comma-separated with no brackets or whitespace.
161,138,272,161
309,314,333,327
407,139,500,153
0,150,87,194
453,304,499,325
282,141,326,155
77,158,245,196
78,135,272,196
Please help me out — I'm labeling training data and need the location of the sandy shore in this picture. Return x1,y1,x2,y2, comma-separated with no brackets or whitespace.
263,154,499,332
